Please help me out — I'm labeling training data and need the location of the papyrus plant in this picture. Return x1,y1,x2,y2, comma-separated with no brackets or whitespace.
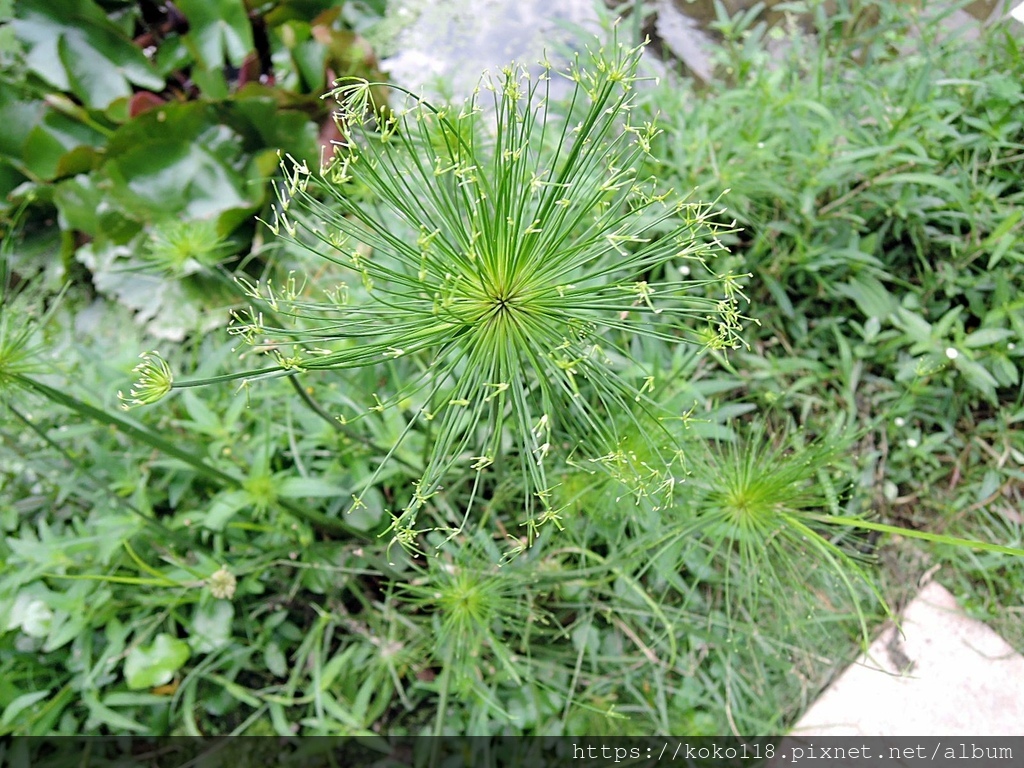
126,38,749,551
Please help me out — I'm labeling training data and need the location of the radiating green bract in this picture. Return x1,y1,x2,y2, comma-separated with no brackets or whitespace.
156,37,750,552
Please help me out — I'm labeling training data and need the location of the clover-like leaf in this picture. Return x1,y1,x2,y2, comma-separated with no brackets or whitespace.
123,633,191,690
189,600,234,654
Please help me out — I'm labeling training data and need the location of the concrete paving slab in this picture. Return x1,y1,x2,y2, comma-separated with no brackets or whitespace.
790,580,1024,736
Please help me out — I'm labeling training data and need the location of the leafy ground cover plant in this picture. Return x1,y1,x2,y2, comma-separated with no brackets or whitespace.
3,0,1023,740
1,23,868,736
640,0,1024,645
1,0,387,338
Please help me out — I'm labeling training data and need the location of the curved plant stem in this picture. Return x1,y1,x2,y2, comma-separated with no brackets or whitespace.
813,514,1024,558
14,373,372,541
208,266,421,474
433,654,452,740
6,404,194,548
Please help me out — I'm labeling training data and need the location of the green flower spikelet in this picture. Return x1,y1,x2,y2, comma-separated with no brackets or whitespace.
152,38,749,550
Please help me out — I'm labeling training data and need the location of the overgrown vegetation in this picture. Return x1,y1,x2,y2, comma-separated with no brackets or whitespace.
1,0,1022,738
640,0,1024,647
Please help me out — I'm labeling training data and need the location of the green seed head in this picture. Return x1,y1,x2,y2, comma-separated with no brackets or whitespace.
119,351,174,410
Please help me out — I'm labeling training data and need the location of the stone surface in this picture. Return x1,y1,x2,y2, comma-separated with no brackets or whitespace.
378,0,1018,104
380,0,600,101
791,580,1024,736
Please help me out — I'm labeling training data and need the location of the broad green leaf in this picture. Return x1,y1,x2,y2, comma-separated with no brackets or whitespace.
7,592,53,637
962,327,1014,349
354,671,391,724
58,33,127,110
264,0,337,26
105,128,251,219
123,633,191,690
346,487,385,531
103,692,178,707
0,91,105,181
41,585,107,651
836,275,897,319
189,600,235,654
876,172,965,203
53,174,103,235
0,92,46,165
103,111,264,230
55,175,140,242
264,642,288,678
181,389,223,436
955,358,999,404
984,209,1022,268
175,0,254,68
154,35,192,77
759,271,794,319
934,306,964,339
11,0,163,109
316,693,363,730
230,89,321,165
0,160,25,207
894,307,933,344
991,354,1020,387
978,470,1001,503
202,673,262,708
292,37,328,93
191,66,231,100
318,647,356,691
1,691,52,729
205,489,250,531
98,618,130,679
75,239,205,341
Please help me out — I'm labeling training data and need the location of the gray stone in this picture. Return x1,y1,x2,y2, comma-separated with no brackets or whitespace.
791,580,1024,736
380,0,601,102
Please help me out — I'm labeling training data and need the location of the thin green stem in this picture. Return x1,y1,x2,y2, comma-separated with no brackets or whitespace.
5,403,194,547
14,373,372,540
814,515,1024,558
